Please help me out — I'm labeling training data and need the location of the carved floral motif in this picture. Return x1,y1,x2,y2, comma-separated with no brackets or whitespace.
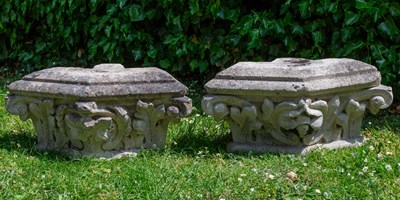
202,85,393,146
6,95,192,153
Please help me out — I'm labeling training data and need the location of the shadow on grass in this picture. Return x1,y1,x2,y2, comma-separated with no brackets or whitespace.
364,112,400,134
168,131,232,157
166,132,288,159
0,129,233,160
166,112,400,158
0,131,72,161
2,112,397,160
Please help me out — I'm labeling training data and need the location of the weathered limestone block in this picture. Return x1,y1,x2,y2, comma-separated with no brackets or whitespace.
202,58,393,154
6,64,192,156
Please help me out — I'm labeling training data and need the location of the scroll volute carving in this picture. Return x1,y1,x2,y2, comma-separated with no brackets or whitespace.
5,93,192,154
62,102,132,152
5,95,67,150
202,85,393,147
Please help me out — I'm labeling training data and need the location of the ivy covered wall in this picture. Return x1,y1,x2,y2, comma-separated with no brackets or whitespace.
1,0,399,95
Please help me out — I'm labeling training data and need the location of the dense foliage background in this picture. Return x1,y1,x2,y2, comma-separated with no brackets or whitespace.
1,0,399,96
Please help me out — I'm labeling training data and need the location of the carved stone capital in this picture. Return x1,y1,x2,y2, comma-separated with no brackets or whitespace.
202,85,393,154
203,58,393,154
5,64,192,158
6,95,192,155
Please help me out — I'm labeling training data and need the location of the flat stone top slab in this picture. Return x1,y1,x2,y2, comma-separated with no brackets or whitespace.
205,58,381,97
8,64,188,100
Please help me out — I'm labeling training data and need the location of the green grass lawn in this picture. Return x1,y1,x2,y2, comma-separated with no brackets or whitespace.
1,87,399,199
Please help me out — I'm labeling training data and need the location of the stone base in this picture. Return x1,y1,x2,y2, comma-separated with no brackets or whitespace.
227,136,365,155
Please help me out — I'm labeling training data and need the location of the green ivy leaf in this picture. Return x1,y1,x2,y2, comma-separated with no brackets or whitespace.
376,59,386,66
225,8,240,22
198,60,208,73
273,21,285,34
88,40,98,59
189,59,198,70
242,20,253,35
163,34,180,45
373,10,381,23
165,9,174,24
129,5,145,22
35,41,46,52
284,36,297,53
328,0,338,13
121,24,129,34
159,0,172,8
248,29,260,49
189,59,208,72
217,8,225,19
345,12,360,25
341,28,354,42
342,41,364,56
147,46,158,58
312,31,324,45
370,44,386,59
10,28,17,47
90,25,98,37
210,48,226,65
279,2,290,15
225,35,241,47
317,0,330,13
107,4,117,15
355,0,370,9
378,22,391,35
24,23,32,34
389,3,400,16
105,26,112,38
103,42,111,53
292,25,304,35
72,21,78,33
173,16,182,31
19,51,34,62
118,0,127,9
64,27,71,38
176,43,187,57
159,59,171,68
299,1,310,17
146,9,157,20
210,3,219,19
132,49,143,61
189,0,199,15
